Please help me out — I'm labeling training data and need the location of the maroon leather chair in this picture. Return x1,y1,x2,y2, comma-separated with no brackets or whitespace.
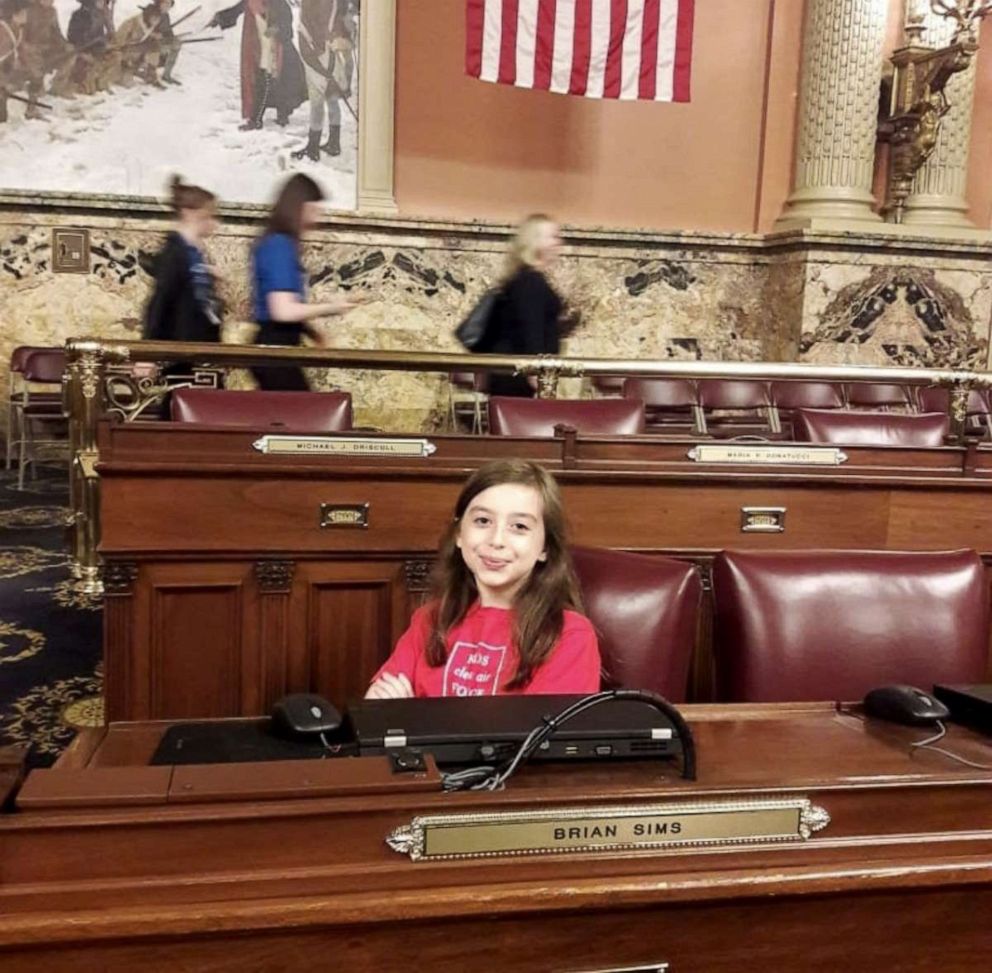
622,378,701,434
571,547,701,702
845,382,914,411
696,379,779,436
591,375,626,396
770,381,845,412
488,397,646,437
15,349,68,489
712,549,989,702
171,388,353,432
793,408,948,447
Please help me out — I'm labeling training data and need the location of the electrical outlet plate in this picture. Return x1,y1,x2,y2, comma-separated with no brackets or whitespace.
52,228,90,273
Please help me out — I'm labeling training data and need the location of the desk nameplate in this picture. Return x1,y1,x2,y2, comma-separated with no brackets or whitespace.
687,444,847,466
252,435,437,458
386,798,830,862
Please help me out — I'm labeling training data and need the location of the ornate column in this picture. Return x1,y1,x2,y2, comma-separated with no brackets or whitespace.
776,0,888,228
357,0,399,213
902,11,979,228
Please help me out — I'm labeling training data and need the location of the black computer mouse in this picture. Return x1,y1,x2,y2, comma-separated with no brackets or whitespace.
863,685,950,726
271,694,342,738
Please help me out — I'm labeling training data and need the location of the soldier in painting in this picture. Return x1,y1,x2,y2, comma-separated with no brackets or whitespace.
62,0,114,95
0,0,30,123
115,2,166,88
20,0,67,117
292,0,354,161
154,0,181,85
210,0,305,131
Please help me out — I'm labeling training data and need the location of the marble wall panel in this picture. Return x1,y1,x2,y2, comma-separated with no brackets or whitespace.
2,210,991,434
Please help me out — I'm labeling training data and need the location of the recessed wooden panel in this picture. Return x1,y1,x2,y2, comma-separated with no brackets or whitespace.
148,570,247,719
291,562,408,707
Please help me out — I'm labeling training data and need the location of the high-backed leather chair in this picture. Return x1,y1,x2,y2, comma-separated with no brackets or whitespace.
696,379,780,436
770,381,844,439
6,345,62,471
845,382,915,412
793,408,948,447
622,378,701,434
713,549,989,702
488,397,646,437
572,547,701,702
15,349,68,489
171,388,353,432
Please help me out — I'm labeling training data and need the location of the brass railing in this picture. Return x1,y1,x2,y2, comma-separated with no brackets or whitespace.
64,337,992,593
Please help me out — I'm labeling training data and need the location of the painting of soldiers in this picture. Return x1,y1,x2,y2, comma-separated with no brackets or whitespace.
293,0,355,162
209,0,305,130
0,0,359,206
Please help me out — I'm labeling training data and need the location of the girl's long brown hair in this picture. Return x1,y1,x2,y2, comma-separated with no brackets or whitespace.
265,174,324,239
426,460,582,689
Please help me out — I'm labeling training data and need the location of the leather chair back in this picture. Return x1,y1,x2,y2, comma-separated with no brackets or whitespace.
917,386,989,417
713,549,989,702
794,408,948,447
770,381,844,411
10,345,54,375
623,377,697,409
21,350,66,384
171,388,353,432
488,397,646,436
572,547,701,702
845,382,913,410
697,379,771,410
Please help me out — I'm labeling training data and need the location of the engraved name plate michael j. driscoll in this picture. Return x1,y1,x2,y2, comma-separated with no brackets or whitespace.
252,435,437,457
687,444,847,466
386,798,830,861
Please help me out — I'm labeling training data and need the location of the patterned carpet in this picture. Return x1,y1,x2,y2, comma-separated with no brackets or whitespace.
0,466,103,768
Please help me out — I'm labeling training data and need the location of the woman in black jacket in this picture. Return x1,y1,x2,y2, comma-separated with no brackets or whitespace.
485,214,567,398
143,176,222,356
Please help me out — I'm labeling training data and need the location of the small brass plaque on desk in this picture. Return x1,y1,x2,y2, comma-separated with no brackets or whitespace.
252,435,437,458
386,798,830,862
320,503,369,529
687,444,847,466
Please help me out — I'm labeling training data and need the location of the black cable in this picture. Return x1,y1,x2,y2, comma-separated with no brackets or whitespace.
441,690,696,792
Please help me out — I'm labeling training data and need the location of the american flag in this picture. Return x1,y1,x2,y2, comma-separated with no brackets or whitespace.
466,0,695,102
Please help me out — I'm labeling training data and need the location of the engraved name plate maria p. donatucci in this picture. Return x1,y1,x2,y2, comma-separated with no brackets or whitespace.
386,798,830,862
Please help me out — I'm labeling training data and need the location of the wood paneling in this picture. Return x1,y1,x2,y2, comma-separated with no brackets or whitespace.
97,424,992,720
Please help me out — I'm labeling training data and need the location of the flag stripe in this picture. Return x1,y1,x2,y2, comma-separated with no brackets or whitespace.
467,0,693,102
618,0,644,99
550,0,575,93
466,0,486,77
673,0,693,102
479,0,504,82
569,0,593,95
533,0,557,90
638,0,660,99
602,0,628,99
515,0,539,88
498,0,520,84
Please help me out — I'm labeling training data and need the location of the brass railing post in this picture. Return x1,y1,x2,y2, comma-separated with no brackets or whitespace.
65,339,124,594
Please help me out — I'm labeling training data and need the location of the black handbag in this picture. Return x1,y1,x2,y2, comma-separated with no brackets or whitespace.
454,288,501,351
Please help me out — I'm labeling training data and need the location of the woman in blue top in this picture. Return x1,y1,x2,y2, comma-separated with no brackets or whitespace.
252,174,359,390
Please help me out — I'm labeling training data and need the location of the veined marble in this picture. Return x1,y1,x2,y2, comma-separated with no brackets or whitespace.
2,207,991,431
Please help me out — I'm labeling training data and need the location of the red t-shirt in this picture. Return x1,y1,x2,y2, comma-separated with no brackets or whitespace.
373,602,601,698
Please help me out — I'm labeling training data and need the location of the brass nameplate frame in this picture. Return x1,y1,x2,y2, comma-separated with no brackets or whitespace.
320,503,369,528
252,435,437,458
687,444,847,466
386,798,830,862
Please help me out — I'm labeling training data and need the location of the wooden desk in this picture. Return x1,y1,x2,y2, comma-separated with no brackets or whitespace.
97,422,992,720
3,704,992,971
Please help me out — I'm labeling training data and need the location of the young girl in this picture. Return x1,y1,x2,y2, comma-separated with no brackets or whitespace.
143,176,222,348
366,460,601,699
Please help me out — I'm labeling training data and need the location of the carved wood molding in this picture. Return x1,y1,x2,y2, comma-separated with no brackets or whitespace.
255,560,296,594
101,560,138,595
